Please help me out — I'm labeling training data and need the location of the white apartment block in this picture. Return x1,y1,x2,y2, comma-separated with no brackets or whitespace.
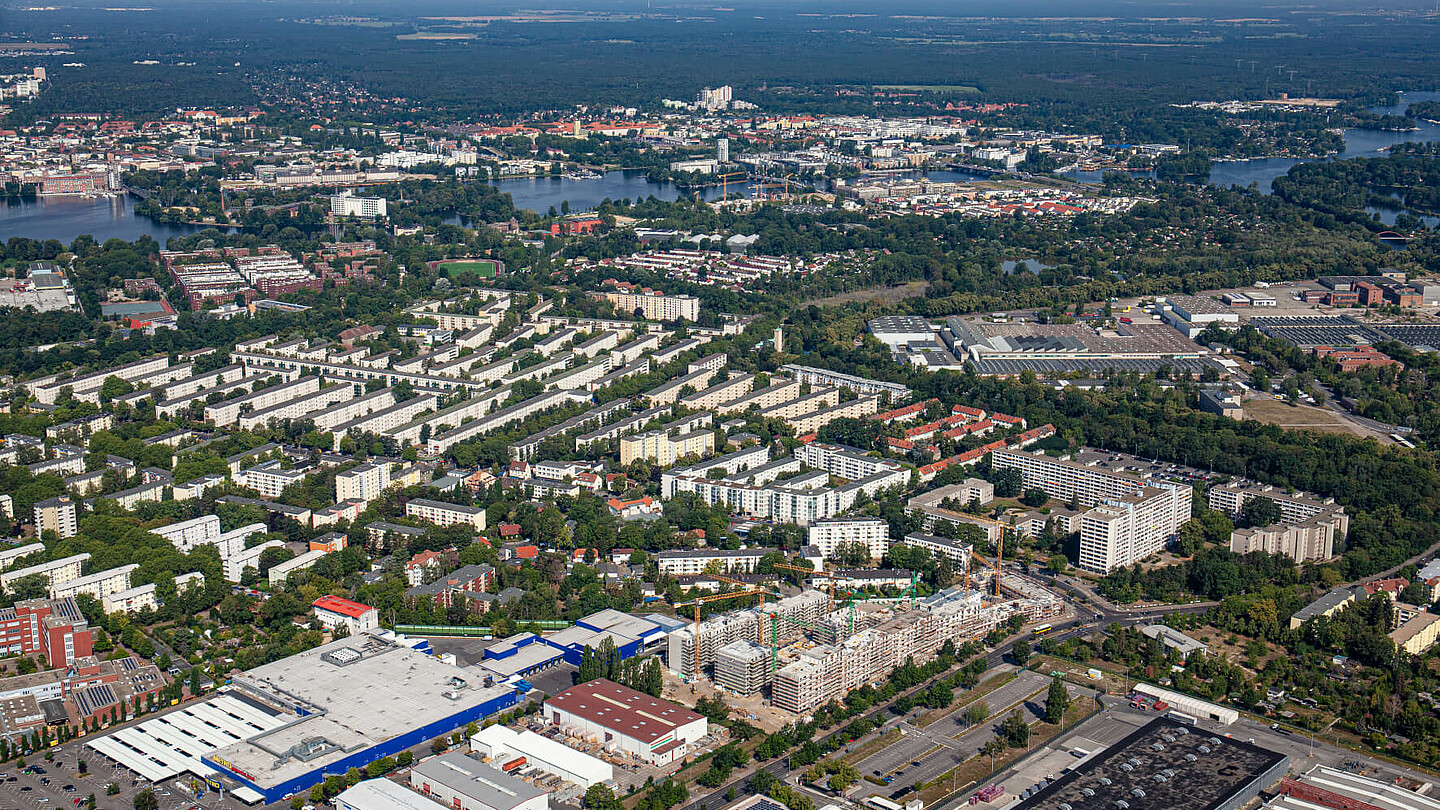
51,564,137,600
236,460,308,498
644,367,722,407
654,549,768,577
1229,514,1342,563
336,462,392,503
332,394,439,451
798,442,903,481
596,291,701,322
1207,485,1349,536
0,553,90,591
268,549,328,585
405,498,486,530
899,532,973,566
156,377,258,419
173,473,227,501
716,380,802,415
619,429,715,467
33,496,78,539
575,331,621,358
0,544,44,572
807,518,890,563
330,191,387,219
758,388,840,420
779,364,912,401
426,390,589,454
206,376,322,427
679,374,756,411
101,583,158,614
307,388,397,432
994,448,1193,574
27,355,170,404
611,334,662,365
157,364,248,402
236,383,353,431
787,396,881,435
1078,487,1190,574
545,357,614,391
151,514,221,551
225,540,286,582
663,445,908,527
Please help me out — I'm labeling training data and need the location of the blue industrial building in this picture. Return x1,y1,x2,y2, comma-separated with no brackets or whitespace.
539,609,668,665
198,633,520,804
477,632,566,680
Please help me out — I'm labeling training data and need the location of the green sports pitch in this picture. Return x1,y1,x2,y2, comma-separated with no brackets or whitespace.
437,259,499,277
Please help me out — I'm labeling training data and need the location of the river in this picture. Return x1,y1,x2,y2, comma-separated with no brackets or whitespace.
4,93,1440,244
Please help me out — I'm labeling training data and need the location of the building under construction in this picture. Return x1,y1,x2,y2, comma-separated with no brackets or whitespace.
666,589,830,682
666,570,1063,715
714,640,771,695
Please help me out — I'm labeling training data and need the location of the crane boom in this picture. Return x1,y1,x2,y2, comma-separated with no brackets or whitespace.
674,586,770,681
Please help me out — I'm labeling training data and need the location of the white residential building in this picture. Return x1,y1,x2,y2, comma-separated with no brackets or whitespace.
807,518,890,563
405,498,486,530
336,462,392,503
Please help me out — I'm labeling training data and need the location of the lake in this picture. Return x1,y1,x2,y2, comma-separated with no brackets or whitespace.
1064,90,1440,193
4,92,1440,243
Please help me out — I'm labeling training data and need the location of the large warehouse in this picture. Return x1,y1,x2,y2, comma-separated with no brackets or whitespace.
539,609,668,666
89,632,521,804
411,751,548,810
543,679,707,766
470,724,613,789
1011,717,1288,810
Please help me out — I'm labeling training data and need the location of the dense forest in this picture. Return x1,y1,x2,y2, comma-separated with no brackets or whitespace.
1273,148,1440,230
4,0,1440,126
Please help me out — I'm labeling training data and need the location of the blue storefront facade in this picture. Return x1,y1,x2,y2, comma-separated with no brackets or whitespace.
203,688,520,804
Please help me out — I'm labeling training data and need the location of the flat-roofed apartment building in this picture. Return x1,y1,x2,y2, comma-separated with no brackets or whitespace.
806,517,890,563
654,549,767,576
994,448,1192,573
1208,484,1349,534
594,290,700,323
406,498,486,530
336,461,392,504
619,429,714,467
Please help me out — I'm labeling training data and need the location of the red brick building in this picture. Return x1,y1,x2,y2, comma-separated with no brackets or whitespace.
0,598,93,668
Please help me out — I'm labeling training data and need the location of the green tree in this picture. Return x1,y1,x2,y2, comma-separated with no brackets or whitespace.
584,784,624,810
1239,496,1283,528
1011,639,1031,666
1045,676,1070,724
134,789,159,810
1001,709,1030,747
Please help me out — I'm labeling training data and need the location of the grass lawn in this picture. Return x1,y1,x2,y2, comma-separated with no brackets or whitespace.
439,259,499,277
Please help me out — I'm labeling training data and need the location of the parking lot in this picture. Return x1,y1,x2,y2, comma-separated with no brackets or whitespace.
852,672,1093,800
969,697,1440,810
0,743,242,810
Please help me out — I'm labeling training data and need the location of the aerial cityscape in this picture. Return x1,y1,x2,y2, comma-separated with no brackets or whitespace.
2,2,1440,810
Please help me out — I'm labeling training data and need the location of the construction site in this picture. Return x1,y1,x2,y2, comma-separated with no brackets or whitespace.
664,558,1065,718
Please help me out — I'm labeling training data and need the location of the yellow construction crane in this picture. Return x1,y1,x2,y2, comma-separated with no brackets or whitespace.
716,171,747,203
967,541,1008,598
674,586,771,682
773,562,839,612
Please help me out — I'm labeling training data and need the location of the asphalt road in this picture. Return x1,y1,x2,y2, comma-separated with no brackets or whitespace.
854,676,1091,799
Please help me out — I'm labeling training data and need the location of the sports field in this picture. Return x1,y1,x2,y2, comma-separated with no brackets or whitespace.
437,259,499,277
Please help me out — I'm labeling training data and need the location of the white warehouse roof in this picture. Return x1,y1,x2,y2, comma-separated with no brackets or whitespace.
470,725,613,788
1134,682,1239,725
